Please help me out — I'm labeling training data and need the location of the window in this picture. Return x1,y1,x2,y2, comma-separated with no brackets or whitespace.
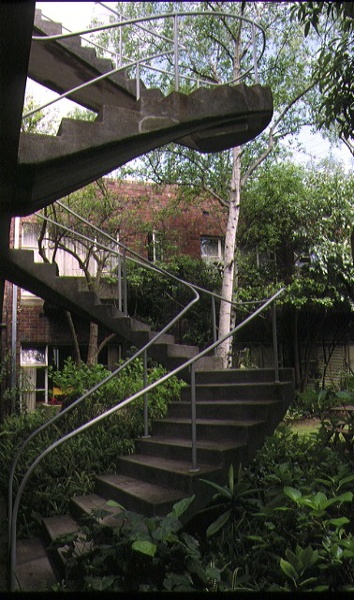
20,345,48,410
201,236,224,262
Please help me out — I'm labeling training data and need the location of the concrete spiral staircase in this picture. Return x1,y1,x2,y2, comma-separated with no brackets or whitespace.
1,3,295,591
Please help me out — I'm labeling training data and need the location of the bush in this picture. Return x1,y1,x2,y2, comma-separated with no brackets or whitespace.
286,388,345,420
1,358,184,537
52,496,221,592
194,424,354,592
126,255,222,348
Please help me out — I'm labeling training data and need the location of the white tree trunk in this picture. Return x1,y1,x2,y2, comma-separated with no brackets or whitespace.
216,145,242,367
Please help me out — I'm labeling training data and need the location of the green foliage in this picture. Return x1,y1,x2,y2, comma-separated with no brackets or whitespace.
1,358,183,537
52,496,221,592
126,255,222,348
291,1,354,140
192,423,354,591
287,388,344,420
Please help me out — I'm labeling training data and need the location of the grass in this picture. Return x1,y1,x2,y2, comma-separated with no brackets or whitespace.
287,417,322,436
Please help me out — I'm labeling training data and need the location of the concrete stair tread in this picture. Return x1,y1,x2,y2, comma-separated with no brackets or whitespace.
139,435,246,452
71,493,124,525
42,514,79,541
16,537,57,591
154,417,265,427
97,473,187,505
173,399,280,406
193,381,289,388
118,453,223,476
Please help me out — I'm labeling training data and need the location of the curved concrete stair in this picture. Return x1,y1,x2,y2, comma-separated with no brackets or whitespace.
17,82,272,214
31,8,143,112
15,365,294,589
1,248,222,379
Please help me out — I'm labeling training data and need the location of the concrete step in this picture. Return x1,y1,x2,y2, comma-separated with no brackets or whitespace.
95,473,187,516
167,399,280,420
152,416,265,443
194,367,294,384
32,9,140,112
135,434,247,466
180,381,291,402
16,537,57,592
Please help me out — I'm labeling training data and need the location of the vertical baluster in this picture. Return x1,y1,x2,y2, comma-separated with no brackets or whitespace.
190,362,199,472
272,302,279,383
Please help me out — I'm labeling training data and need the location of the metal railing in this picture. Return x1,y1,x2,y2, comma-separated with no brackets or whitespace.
24,7,265,118
8,203,284,589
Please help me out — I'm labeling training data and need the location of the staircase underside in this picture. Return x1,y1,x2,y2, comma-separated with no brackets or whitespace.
1,6,273,217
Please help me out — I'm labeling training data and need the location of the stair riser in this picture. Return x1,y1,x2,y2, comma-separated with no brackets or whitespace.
167,402,276,421
152,419,261,442
195,368,294,385
135,438,248,466
181,383,291,402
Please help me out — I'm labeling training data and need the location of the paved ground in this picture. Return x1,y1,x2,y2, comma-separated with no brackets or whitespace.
0,493,8,591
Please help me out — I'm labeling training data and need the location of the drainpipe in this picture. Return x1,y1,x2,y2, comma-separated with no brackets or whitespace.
11,218,20,411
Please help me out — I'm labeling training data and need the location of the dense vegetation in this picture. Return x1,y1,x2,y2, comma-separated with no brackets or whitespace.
50,423,354,592
0,358,183,538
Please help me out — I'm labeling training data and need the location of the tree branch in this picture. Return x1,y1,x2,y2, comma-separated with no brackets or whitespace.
241,81,317,186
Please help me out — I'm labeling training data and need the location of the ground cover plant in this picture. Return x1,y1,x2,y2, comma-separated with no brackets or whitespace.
0,357,183,538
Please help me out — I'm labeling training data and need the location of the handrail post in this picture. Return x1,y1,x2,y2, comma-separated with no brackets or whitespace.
190,362,199,472
123,247,128,315
143,349,150,438
212,296,217,352
136,60,141,100
173,15,179,91
117,250,122,312
272,302,280,383
251,22,259,83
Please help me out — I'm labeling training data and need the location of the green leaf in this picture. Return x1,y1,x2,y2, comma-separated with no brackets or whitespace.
328,517,350,527
338,474,354,489
206,509,232,538
168,495,195,519
87,576,117,591
280,558,298,582
336,491,353,503
106,499,125,509
131,540,157,557
283,486,302,502
199,478,232,499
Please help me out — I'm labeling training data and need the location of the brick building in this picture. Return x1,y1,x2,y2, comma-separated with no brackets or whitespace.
1,179,227,410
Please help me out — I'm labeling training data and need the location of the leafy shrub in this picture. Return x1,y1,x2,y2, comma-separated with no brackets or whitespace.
286,388,344,420
125,255,222,348
52,496,221,592
192,424,354,592
1,358,183,537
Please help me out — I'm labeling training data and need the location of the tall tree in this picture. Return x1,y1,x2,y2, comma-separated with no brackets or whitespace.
93,2,320,365
291,1,354,145
238,160,354,390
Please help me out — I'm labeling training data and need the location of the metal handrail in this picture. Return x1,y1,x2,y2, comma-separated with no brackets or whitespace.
24,9,266,117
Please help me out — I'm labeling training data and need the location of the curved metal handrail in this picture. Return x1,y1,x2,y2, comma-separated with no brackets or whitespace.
24,8,266,118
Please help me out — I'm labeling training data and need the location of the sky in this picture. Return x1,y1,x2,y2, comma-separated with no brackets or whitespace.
30,1,353,171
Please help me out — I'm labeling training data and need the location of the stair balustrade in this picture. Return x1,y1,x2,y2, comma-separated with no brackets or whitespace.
24,8,266,119
8,205,284,590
